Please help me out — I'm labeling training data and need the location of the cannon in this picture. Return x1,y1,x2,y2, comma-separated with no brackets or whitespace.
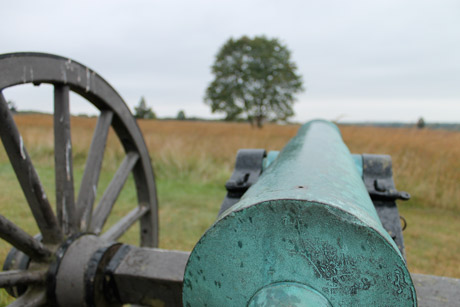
0,53,458,306
183,120,415,306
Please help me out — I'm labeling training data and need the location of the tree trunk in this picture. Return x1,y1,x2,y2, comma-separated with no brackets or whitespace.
255,115,263,128
248,116,254,127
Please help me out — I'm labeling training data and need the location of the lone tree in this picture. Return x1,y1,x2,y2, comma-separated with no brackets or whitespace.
417,117,425,129
177,110,186,120
134,96,156,119
7,100,17,113
205,36,303,127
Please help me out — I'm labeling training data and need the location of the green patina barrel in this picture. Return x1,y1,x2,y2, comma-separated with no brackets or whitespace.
183,120,416,306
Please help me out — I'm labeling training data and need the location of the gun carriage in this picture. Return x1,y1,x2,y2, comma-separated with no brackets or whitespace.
0,53,458,306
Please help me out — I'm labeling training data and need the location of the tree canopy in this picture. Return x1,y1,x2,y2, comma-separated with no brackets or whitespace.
7,100,17,113
177,110,186,120
205,36,303,127
134,96,156,119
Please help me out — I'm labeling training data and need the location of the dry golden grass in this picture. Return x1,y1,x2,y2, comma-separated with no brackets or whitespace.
0,114,459,282
340,125,460,212
8,115,459,213
137,119,299,181
139,119,460,210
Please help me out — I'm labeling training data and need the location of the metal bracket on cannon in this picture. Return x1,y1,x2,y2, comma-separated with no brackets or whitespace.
361,154,410,258
218,149,267,216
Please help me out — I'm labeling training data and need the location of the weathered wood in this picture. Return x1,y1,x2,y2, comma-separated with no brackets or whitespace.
54,85,77,234
0,270,46,288
0,53,160,305
0,92,62,244
412,273,460,307
0,53,159,247
6,288,46,307
77,110,113,230
90,152,139,234
0,215,51,260
111,247,189,306
101,206,148,242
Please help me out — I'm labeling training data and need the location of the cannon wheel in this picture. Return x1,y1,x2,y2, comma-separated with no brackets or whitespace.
0,53,158,305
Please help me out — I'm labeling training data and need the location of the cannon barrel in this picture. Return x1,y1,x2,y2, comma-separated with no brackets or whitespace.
183,120,417,306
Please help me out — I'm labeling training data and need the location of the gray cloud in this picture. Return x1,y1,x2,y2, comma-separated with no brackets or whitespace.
1,0,459,122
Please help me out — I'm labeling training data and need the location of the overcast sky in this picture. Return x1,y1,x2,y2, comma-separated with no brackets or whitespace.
2,0,459,122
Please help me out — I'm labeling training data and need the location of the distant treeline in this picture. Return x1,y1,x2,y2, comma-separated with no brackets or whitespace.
339,122,460,131
14,111,460,131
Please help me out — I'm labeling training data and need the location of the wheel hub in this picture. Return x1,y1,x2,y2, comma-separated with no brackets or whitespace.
49,234,118,307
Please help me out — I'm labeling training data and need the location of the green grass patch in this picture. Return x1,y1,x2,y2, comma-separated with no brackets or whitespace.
0,161,227,306
400,205,460,278
157,176,225,251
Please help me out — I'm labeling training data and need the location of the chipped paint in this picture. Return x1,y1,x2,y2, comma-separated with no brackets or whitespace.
61,65,67,84
65,58,72,70
19,135,26,159
22,66,27,83
91,71,96,91
85,68,90,92
77,69,81,83
65,140,71,181
29,68,34,82
62,197,68,233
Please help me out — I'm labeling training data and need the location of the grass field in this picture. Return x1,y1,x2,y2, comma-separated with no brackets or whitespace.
0,114,459,304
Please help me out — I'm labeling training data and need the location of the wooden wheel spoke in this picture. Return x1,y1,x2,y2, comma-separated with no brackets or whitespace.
6,288,46,307
90,152,139,234
0,92,62,244
0,270,46,288
77,110,113,230
0,215,51,260
101,206,149,242
54,85,77,234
